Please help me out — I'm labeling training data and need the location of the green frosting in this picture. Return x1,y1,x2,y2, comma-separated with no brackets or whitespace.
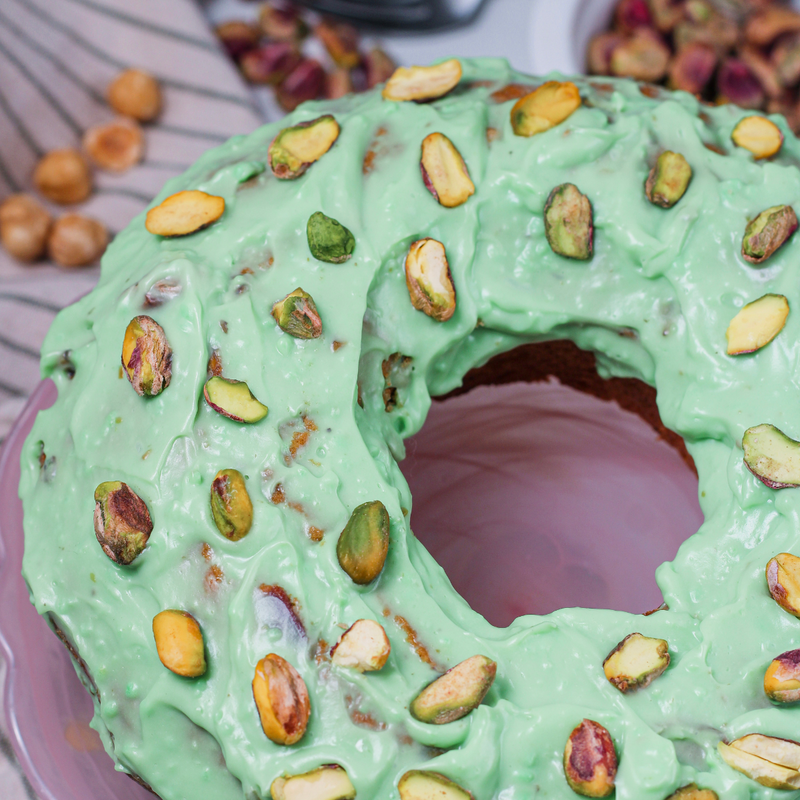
19,58,800,799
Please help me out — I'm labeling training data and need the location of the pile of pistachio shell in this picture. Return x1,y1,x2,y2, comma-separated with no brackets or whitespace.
589,0,800,134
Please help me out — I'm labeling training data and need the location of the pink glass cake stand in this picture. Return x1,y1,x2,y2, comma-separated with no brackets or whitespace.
0,378,703,799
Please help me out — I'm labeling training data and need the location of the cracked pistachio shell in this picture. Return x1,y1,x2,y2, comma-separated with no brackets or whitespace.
410,654,496,724
544,183,593,260
767,552,800,617
307,211,355,263
603,632,670,692
743,424,800,489
382,59,462,101
210,468,253,541
742,205,798,264
252,653,310,745
732,115,783,159
152,610,206,677
93,481,153,565
121,315,172,397
564,719,617,798
405,237,456,322
203,376,268,423
272,287,323,339
511,81,581,137
726,294,789,355
398,771,474,800
271,766,356,800
268,115,339,179
719,735,800,790
645,151,692,208
764,648,800,703
420,132,474,208
145,190,224,237
336,500,390,584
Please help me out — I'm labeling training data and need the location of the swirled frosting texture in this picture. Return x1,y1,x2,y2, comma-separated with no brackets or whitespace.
19,59,800,799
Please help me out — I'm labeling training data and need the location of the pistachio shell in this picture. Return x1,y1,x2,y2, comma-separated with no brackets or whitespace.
268,115,340,179
145,190,224,236
210,469,253,541
203,376,268,423
121,315,172,397
544,183,593,260
742,205,797,264
152,610,206,677
272,287,323,339
336,500,390,585
307,211,355,263
93,481,153,565
645,151,692,208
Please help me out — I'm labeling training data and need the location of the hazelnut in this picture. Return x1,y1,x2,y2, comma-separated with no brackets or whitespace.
33,149,92,205
107,68,162,122
83,118,143,173
48,214,108,267
0,194,52,262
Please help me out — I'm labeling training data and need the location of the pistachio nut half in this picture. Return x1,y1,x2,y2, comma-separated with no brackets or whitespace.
382,59,462,102
765,648,800,703
271,765,356,800
420,132,474,209
510,81,581,137
405,237,456,322
210,468,253,541
145,190,224,237
645,151,692,208
252,653,310,745
121,315,172,397
767,552,800,617
398,770,474,800
336,500,390,585
94,481,153,565
307,211,355,263
731,115,784,159
726,294,789,355
152,609,206,677
268,115,340,179
743,424,800,489
742,205,797,265
563,719,617,797
203,376,268,423
719,734,800,790
603,632,670,692
544,183,593,260
272,288,323,339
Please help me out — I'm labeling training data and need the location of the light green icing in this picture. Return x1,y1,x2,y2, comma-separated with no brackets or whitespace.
18,58,800,799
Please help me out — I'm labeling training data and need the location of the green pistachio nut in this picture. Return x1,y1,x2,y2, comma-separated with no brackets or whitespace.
307,211,355,263
336,500,390,584
272,288,323,339
398,771,474,800
665,785,718,800
121,315,172,397
271,765,356,800
742,205,798,265
268,115,340,180
410,654,497,724
94,481,153,565
210,468,253,541
544,183,593,260
203,376,268,423
645,151,692,208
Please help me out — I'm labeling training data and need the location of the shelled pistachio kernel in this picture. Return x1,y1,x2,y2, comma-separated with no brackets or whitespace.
410,654,496,724
268,115,340,179
93,481,153,565
121,315,172,397
145,190,224,237
544,183,593,260
331,619,391,672
152,610,206,677
307,211,354,263
420,132,474,208
210,469,253,541
398,771,474,800
767,552,800,617
510,81,581,137
743,424,800,489
726,294,789,355
382,58,462,101
203,376,268,423
665,785,718,800
765,649,800,703
271,765,356,800
272,288,322,339
405,238,456,322
603,632,670,692
252,653,310,745
718,734,800,790
742,205,798,265
645,151,692,208
336,500,390,585
732,115,783,159
563,719,617,798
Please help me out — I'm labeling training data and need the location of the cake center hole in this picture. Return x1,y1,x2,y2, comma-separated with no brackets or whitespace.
400,381,702,628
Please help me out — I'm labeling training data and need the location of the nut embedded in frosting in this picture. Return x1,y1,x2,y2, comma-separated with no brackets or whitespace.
665,785,719,800
764,648,800,703
398,770,474,800
731,115,784,159
382,59,462,102
145,190,225,237
420,132,475,209
544,183,593,261
203,376,268,423
210,468,253,541
93,481,153,565
252,653,310,745
563,719,617,797
152,609,207,678
272,287,323,339
741,205,798,264
726,294,789,355
718,734,800,790
405,237,456,322
743,424,800,489
307,211,355,263
410,654,496,724
510,81,581,137
268,115,340,179
271,765,356,800
602,632,670,692
121,315,172,397
336,500,390,585
645,151,692,208
331,619,391,672
767,552,800,617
